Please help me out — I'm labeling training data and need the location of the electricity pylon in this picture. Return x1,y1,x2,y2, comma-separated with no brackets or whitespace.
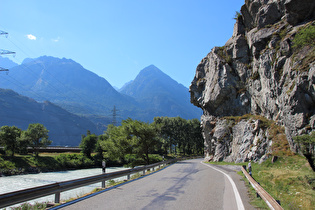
0,30,16,72
111,105,119,126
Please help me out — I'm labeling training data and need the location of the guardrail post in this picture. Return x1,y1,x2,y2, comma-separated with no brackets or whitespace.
55,192,60,203
102,160,106,188
127,173,131,180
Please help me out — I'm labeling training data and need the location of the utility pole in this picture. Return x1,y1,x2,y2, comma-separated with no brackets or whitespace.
111,105,119,126
0,30,16,72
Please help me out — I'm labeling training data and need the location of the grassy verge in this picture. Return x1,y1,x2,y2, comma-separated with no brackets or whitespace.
209,155,314,209
252,155,314,209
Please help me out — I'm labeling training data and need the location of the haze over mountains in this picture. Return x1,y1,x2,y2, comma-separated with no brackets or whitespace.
0,56,201,145
0,89,98,146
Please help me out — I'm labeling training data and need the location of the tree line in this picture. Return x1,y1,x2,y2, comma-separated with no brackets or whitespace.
0,123,52,157
0,117,203,167
80,117,203,166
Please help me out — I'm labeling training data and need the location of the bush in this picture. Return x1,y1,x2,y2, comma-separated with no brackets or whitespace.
0,157,16,176
54,153,95,169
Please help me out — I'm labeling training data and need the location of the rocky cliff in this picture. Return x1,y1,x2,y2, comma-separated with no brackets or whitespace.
190,0,315,163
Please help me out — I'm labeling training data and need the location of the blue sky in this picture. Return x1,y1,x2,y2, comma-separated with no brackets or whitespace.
0,0,244,88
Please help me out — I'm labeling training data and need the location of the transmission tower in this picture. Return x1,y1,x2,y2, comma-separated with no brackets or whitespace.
111,105,119,126
0,30,16,72
0,30,8,37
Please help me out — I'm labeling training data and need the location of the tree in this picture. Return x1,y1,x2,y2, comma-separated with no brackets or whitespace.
123,118,161,165
23,123,51,156
80,133,98,158
294,132,315,171
18,131,31,155
154,117,177,154
99,124,132,163
187,119,203,155
154,117,203,156
0,125,22,156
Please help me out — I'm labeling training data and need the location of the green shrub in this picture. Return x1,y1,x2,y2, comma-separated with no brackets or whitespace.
54,153,95,169
293,24,315,49
233,11,242,20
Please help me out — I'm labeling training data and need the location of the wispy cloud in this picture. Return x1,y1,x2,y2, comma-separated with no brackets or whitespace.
26,34,37,40
51,36,61,42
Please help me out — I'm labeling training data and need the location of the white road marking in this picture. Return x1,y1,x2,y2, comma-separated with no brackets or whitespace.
201,161,245,210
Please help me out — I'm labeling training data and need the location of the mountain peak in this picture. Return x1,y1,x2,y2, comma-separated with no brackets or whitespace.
119,64,201,120
0,56,18,69
22,56,77,66
138,65,163,75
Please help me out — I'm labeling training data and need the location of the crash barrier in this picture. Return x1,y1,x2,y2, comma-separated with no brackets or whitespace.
0,146,81,153
241,166,283,210
0,159,177,209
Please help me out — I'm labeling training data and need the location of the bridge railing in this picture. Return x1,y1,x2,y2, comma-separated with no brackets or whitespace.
0,159,177,209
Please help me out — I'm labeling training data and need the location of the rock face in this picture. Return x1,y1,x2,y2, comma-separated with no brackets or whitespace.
190,0,315,163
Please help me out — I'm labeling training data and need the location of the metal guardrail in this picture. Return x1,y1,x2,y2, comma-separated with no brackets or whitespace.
241,166,283,210
0,159,177,209
0,146,82,153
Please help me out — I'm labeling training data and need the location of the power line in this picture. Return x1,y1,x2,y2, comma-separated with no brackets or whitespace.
0,29,116,126
0,67,9,72
0,30,16,72
0,30,8,38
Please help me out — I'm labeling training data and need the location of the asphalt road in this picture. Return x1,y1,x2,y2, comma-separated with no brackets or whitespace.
58,159,254,210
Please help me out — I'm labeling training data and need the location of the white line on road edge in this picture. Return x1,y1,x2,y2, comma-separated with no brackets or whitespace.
201,161,245,210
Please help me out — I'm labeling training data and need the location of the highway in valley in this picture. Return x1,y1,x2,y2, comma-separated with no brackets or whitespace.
57,159,254,210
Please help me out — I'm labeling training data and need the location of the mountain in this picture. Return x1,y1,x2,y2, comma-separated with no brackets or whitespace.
0,56,18,69
0,56,201,146
190,0,315,162
0,88,100,146
1,56,139,118
1,57,201,123
119,80,133,91
120,65,201,120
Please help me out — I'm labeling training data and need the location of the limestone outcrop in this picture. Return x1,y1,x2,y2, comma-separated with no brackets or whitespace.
190,0,315,163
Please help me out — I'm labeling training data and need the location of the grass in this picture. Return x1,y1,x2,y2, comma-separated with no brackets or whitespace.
291,22,315,73
237,171,270,209
217,46,233,65
253,156,315,209
3,202,49,210
209,155,315,209
292,23,315,50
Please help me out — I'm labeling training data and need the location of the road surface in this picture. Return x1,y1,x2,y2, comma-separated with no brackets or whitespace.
57,159,254,210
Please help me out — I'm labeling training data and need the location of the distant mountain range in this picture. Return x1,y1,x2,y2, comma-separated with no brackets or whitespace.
0,56,201,146
0,89,99,146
